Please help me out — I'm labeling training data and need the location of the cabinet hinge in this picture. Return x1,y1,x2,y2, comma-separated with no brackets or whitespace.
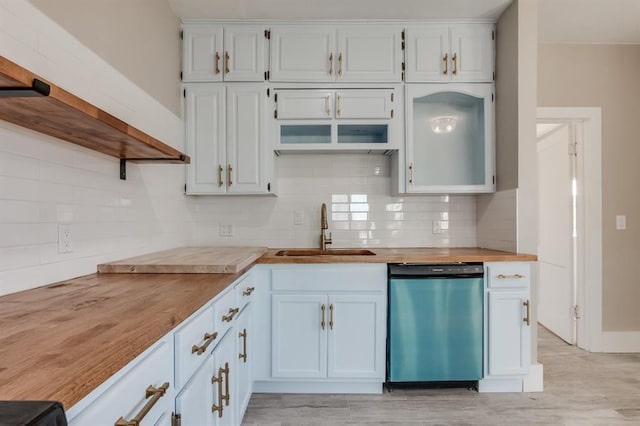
184,183,187,193
264,29,271,39
491,93,494,102
493,71,495,81
180,71,183,80
391,92,394,102
401,62,405,71
573,305,580,319
183,89,186,98
274,93,278,102
274,110,278,119
568,142,578,157
264,71,267,81
391,109,394,119
401,30,405,50
172,413,182,426
267,70,270,80
267,88,270,97
493,175,495,185
492,30,495,41
267,182,271,192
180,30,183,40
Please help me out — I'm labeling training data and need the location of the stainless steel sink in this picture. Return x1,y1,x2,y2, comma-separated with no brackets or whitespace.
274,249,376,257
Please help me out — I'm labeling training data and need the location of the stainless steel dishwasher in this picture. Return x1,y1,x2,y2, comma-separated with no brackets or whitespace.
387,263,484,387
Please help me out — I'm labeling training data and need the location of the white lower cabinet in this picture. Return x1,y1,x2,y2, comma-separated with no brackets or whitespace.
257,263,387,394
236,303,253,417
480,262,532,392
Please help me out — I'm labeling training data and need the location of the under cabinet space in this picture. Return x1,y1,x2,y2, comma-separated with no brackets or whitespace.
337,124,388,144
280,125,331,144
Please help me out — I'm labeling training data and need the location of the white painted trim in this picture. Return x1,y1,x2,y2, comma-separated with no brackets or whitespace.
253,381,383,394
478,377,523,393
536,107,602,352
523,363,544,392
601,332,640,353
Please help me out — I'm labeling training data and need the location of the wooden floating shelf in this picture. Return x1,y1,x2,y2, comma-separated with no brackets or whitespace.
0,56,189,179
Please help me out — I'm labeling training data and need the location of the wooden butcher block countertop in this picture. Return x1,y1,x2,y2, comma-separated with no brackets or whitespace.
97,246,267,273
258,247,537,263
0,271,245,409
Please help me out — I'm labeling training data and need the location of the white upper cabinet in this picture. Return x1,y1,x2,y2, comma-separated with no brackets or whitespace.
183,25,267,82
185,84,273,195
406,24,494,83
275,90,334,120
336,27,403,82
270,25,403,82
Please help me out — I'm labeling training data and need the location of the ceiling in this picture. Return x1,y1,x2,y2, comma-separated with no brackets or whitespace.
167,0,513,21
168,0,640,45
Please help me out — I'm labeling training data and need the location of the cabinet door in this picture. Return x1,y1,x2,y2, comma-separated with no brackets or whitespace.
212,331,237,426
226,85,268,194
183,26,223,82
185,85,227,194
271,294,327,378
175,355,216,426
223,26,267,82
335,89,393,119
487,290,531,376
275,90,333,120
336,27,402,82
405,26,449,82
327,294,386,379
270,27,335,82
405,83,495,193
236,304,252,422
450,25,494,82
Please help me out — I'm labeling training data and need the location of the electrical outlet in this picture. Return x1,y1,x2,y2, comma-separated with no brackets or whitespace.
219,224,234,237
616,215,626,230
294,209,304,225
58,224,73,253
432,220,442,234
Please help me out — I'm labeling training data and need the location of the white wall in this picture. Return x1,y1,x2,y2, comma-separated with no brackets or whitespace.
0,1,192,296
190,154,478,248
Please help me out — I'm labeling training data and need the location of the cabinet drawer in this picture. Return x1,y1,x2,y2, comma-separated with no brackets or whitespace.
336,90,394,119
214,287,239,337
235,273,256,311
275,90,333,119
271,264,387,292
174,304,216,390
68,338,172,426
486,262,531,289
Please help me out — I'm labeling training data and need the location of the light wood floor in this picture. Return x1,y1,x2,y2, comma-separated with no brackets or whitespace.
242,326,640,425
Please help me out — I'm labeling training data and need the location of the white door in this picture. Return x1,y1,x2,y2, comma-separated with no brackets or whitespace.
270,27,335,82
450,25,494,82
185,85,227,194
223,26,267,82
327,295,385,379
405,26,449,82
212,331,236,426
226,85,268,194
182,26,223,82
271,294,327,378
235,304,252,422
335,90,393,119
487,290,531,376
537,122,576,344
336,27,402,82
175,355,215,426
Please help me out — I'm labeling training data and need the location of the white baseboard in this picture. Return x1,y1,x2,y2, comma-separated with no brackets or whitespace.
523,363,544,392
601,331,640,352
478,377,523,392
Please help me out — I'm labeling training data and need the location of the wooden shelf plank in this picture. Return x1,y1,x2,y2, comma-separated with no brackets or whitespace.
0,56,189,163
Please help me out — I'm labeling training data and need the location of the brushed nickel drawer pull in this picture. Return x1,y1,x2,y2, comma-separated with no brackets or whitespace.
408,163,414,185
329,304,334,330
242,286,255,296
497,274,525,279
115,382,169,426
217,164,224,187
192,331,218,355
222,307,240,322
523,300,531,326
321,304,326,330
227,164,233,186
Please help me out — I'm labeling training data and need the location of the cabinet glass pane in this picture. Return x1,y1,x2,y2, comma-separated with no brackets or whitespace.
412,92,485,186
337,124,388,144
281,125,331,144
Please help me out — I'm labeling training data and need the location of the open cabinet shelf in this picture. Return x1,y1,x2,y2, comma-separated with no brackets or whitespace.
0,56,189,179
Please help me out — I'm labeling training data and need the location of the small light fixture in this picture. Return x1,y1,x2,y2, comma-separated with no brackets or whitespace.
430,116,457,134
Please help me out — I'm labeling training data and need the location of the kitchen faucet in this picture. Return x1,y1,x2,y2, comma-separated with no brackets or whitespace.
320,203,332,250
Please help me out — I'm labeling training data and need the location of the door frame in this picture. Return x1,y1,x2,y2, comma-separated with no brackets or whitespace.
536,107,602,352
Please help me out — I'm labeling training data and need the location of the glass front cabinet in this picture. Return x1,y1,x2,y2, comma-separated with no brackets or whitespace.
405,83,495,193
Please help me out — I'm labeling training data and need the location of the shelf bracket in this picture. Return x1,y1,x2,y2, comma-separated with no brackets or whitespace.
119,155,187,180
0,78,50,98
